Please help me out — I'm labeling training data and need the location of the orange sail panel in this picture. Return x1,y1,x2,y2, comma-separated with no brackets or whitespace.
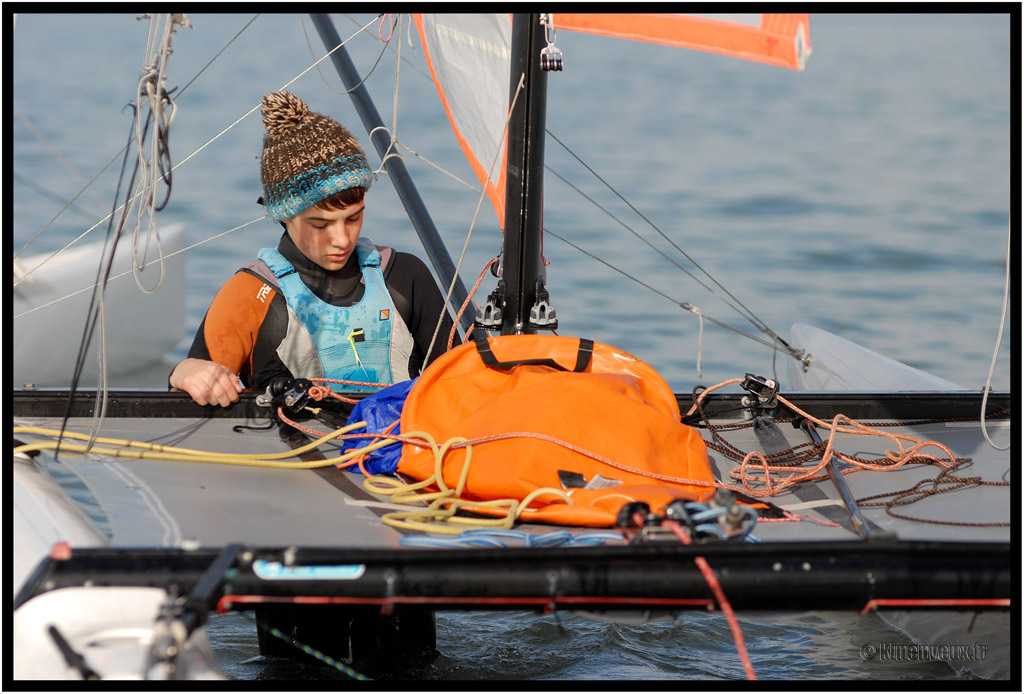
413,14,811,229
552,14,811,71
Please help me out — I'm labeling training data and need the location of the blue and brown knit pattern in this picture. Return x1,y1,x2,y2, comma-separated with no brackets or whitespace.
260,91,373,221
264,155,373,221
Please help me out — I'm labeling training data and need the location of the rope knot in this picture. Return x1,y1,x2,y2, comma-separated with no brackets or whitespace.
308,385,332,402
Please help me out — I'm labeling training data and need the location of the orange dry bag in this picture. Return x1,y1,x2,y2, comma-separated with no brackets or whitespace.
396,334,715,527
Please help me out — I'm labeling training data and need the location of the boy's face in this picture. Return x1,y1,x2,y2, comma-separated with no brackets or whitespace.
284,201,366,271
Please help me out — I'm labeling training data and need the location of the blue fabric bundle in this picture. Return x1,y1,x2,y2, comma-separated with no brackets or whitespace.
341,378,415,475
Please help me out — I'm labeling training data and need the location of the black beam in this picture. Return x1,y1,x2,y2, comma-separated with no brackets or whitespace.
15,541,1012,614
13,388,1011,423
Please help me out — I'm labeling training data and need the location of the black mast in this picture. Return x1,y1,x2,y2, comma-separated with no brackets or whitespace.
499,13,551,335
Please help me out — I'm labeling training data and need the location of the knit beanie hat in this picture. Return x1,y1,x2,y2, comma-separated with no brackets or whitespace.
260,91,373,222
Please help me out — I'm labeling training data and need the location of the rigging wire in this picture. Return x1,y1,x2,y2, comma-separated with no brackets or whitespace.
544,165,737,317
14,217,264,321
15,15,376,307
59,99,143,451
15,13,371,282
545,228,782,352
13,159,122,274
75,14,191,448
175,14,260,96
43,13,397,455
546,130,802,361
424,74,527,364
301,13,395,97
341,13,434,82
319,14,806,369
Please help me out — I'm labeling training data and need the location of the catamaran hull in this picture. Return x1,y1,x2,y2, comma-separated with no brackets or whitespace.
11,383,1010,681
13,586,225,680
786,323,966,391
13,223,186,387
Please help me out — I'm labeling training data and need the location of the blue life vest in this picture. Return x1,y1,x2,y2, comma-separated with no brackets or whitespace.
257,239,402,390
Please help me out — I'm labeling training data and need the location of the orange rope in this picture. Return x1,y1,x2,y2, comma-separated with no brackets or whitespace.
342,419,402,475
685,379,962,499
653,515,756,681
378,13,395,42
448,256,499,351
278,375,962,520
757,510,841,528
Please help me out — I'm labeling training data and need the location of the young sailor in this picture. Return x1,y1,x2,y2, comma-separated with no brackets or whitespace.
170,91,457,406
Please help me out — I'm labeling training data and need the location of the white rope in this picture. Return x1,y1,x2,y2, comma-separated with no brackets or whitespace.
127,13,189,295
688,305,705,380
391,15,402,153
394,140,480,192
14,217,264,321
368,125,402,175
16,217,264,321
16,15,373,294
85,13,193,446
424,73,526,364
980,217,1011,451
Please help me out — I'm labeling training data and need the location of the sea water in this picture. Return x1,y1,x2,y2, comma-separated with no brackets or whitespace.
12,12,1012,681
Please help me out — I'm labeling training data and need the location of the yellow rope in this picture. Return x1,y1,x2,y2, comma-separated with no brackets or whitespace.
362,431,574,534
13,423,575,531
11,422,392,469
14,422,366,459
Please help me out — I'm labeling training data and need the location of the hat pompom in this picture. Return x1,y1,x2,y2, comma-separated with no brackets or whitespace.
262,91,309,135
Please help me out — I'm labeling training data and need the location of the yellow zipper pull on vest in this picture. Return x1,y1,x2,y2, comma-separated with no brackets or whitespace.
347,328,371,379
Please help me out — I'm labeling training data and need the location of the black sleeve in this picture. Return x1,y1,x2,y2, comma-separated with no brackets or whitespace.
248,293,293,391
383,252,462,376
184,317,213,361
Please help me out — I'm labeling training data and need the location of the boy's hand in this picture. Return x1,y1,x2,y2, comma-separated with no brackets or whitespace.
169,358,244,407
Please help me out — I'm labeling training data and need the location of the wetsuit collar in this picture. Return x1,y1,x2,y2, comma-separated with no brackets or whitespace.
277,232,363,305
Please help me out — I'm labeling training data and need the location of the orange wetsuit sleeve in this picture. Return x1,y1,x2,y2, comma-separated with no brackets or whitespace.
200,271,278,377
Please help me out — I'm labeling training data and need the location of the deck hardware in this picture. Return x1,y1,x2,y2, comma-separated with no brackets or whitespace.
802,421,872,539
145,612,187,679
475,279,505,330
663,499,695,526
614,500,652,527
527,278,558,330
49,625,100,680
283,546,298,567
545,570,560,613
264,379,314,416
539,14,563,71
381,569,397,616
740,373,779,411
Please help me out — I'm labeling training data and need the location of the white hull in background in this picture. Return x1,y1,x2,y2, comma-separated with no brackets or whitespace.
786,322,967,391
13,223,186,387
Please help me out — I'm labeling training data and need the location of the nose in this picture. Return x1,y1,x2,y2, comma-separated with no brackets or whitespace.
328,224,351,250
